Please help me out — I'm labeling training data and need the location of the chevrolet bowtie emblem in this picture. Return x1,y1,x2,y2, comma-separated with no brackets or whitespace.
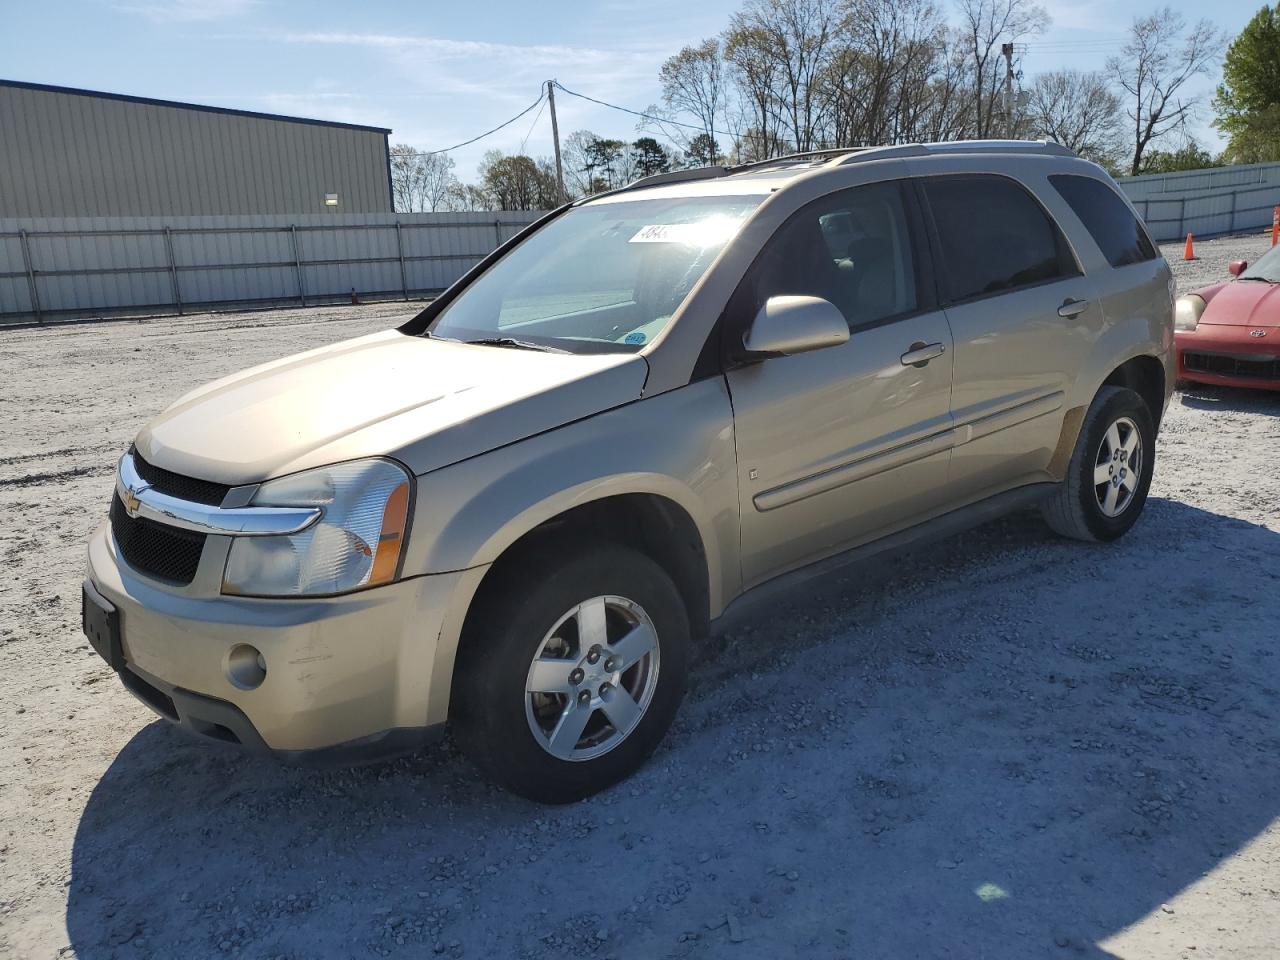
122,483,147,517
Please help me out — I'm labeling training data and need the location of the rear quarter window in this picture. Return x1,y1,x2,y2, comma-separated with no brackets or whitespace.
1049,174,1158,269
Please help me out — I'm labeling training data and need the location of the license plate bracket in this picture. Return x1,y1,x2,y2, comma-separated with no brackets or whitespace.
82,581,123,671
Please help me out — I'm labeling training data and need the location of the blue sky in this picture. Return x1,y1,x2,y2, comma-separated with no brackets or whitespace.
1,0,1263,181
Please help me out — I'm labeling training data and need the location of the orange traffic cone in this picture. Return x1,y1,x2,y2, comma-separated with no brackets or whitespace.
350,288,360,304
1183,233,1197,261
1271,206,1279,247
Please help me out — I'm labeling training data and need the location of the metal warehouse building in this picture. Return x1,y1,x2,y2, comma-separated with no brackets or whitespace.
0,79,393,217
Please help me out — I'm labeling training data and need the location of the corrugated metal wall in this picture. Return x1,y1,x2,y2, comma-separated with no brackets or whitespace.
0,81,393,217
1116,162,1280,241
0,211,544,324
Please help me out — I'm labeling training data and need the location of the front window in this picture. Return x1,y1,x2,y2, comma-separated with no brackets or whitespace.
427,195,763,353
1240,245,1280,282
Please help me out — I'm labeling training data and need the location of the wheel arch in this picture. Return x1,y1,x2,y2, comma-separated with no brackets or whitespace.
439,492,712,727
1049,353,1167,481
462,492,712,646
1102,354,1167,431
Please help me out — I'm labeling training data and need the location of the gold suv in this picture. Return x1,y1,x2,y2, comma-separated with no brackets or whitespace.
84,141,1174,801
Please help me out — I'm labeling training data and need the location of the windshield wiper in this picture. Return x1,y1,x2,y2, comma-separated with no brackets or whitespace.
461,337,568,353
1237,275,1273,282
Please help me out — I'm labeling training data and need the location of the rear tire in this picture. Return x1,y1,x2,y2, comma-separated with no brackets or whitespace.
452,541,689,803
1041,386,1155,542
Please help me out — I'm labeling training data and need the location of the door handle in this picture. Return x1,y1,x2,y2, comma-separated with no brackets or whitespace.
1058,298,1089,318
900,341,946,367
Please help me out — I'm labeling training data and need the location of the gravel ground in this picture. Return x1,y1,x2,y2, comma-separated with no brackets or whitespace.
1167,230,1273,293
2,237,1279,960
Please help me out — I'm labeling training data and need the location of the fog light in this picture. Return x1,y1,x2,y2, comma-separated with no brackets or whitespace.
226,644,267,690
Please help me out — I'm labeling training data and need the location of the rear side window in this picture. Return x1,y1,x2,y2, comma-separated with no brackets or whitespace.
922,175,1077,302
1050,174,1157,268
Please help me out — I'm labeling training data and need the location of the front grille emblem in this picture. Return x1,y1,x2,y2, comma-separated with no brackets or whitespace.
1250,329,1268,338
122,483,147,518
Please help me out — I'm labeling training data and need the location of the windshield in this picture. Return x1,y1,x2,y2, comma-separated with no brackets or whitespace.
427,195,763,353
1240,245,1280,282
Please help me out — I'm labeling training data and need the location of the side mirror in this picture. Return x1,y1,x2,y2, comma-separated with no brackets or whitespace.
741,296,849,358
1229,260,1248,277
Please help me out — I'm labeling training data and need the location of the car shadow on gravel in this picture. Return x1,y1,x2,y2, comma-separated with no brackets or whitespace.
65,499,1280,959
1175,383,1280,415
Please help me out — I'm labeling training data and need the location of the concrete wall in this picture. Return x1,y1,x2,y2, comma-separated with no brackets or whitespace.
0,211,545,324
0,80,393,218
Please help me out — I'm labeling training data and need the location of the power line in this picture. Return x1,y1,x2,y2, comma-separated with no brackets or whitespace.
551,81,707,133
405,92,546,157
519,92,548,155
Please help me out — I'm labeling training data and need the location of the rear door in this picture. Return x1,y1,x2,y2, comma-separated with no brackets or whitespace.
917,174,1106,499
725,180,955,588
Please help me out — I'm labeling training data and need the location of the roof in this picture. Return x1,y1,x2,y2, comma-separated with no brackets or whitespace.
586,170,800,204
588,140,1080,204
0,78,393,135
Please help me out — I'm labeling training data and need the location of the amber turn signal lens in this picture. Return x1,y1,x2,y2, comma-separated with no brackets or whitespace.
369,481,410,586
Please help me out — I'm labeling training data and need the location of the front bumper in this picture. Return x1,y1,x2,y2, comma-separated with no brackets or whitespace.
85,521,482,758
1176,326,1280,391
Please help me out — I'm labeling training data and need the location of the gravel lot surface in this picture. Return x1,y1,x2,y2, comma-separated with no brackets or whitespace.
2,236,1279,960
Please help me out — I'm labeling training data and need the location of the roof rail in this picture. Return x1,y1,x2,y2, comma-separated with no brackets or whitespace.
611,148,865,196
601,140,1077,200
730,147,868,172
609,165,734,196
837,140,1076,164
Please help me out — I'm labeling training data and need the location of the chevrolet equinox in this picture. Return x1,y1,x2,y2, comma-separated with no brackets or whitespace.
83,141,1174,802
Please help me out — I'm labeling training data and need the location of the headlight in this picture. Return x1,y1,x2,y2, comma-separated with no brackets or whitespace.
222,459,412,597
1174,294,1205,332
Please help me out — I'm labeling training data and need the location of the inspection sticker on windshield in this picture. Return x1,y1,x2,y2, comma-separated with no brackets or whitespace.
629,217,742,247
630,224,698,243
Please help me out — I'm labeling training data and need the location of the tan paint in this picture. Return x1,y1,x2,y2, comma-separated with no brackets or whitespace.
88,145,1175,754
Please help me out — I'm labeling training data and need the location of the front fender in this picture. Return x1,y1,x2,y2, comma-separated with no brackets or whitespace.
401,377,741,616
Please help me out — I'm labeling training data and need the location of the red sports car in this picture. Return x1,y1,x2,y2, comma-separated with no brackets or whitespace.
1175,245,1280,391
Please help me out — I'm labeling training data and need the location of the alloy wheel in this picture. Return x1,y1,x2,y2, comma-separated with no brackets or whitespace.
524,595,661,762
1093,415,1143,518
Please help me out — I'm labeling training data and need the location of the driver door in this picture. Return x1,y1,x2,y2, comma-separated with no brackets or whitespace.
725,180,956,588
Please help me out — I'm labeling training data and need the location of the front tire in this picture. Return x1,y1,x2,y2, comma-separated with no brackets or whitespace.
453,542,690,803
1041,385,1155,542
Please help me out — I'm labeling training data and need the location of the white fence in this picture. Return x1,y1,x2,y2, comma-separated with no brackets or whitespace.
1117,161,1280,242
0,211,543,325
8,162,1280,325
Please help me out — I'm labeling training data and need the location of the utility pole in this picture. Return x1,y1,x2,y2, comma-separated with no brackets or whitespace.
1001,43,1015,139
547,79,566,203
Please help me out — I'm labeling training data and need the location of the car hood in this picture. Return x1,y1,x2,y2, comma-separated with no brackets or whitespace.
135,330,648,484
1199,280,1280,327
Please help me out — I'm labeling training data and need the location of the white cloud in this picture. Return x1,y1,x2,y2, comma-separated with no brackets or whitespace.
1036,0,1120,34
282,31,640,70
116,0,257,22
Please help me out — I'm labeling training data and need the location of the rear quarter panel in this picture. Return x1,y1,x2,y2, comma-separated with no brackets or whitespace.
1018,158,1175,417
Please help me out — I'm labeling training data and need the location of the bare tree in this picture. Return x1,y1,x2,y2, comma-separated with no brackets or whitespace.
389,144,423,213
659,39,727,152
418,153,459,212
388,145,460,212
563,131,630,196
1027,69,1123,166
955,0,1048,139
724,0,840,154
1108,8,1226,176
822,0,952,146
724,25,789,158
440,181,490,212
